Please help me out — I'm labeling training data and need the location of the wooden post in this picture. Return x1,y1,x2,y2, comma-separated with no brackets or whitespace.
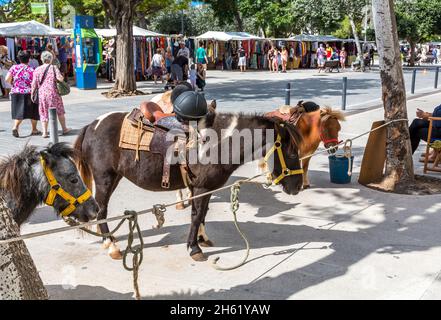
0,199,48,300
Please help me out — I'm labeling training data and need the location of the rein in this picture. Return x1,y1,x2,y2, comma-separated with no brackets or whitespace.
263,132,303,185
40,156,92,217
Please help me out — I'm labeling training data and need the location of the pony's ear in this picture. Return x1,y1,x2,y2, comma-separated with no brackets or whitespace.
209,99,217,111
39,150,53,167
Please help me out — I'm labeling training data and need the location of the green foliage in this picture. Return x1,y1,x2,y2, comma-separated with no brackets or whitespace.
332,16,352,39
395,0,441,43
150,5,254,36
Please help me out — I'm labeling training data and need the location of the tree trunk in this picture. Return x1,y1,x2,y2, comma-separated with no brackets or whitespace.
349,15,364,69
0,199,48,300
408,40,416,67
233,10,244,32
103,0,141,97
372,0,414,191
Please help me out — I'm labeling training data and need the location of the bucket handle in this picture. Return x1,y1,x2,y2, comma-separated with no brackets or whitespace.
343,139,353,176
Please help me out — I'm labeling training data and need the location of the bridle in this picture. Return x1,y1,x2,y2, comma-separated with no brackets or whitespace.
319,114,341,148
263,129,304,185
40,156,92,217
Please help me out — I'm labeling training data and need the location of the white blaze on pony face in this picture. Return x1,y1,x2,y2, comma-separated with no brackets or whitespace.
94,112,125,131
221,115,239,140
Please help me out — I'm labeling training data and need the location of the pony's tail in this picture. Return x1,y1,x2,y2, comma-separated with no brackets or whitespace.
74,125,94,191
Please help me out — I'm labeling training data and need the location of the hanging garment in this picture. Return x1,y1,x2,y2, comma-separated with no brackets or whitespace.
6,38,15,61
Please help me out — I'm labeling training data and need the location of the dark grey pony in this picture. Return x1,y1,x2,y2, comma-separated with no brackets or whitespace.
0,143,99,226
74,111,304,261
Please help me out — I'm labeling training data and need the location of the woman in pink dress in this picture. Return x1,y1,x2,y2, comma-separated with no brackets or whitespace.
31,51,71,138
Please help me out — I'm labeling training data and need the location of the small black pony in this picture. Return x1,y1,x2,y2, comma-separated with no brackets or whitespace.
0,143,99,226
75,111,304,261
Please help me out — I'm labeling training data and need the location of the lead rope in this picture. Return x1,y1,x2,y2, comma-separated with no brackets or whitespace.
212,183,250,271
343,139,353,176
122,211,144,300
64,210,144,300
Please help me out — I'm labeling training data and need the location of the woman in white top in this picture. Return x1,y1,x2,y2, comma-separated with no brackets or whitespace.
151,48,164,84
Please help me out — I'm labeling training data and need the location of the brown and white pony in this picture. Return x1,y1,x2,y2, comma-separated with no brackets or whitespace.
74,111,304,261
265,104,345,188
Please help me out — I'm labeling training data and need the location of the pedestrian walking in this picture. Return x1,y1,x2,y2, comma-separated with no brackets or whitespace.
151,48,164,85
177,41,190,59
281,46,288,73
5,50,40,137
325,43,333,61
272,47,279,72
196,63,206,91
58,40,69,81
189,63,197,90
165,46,173,80
238,45,247,72
171,54,189,87
340,47,347,69
268,46,275,72
196,41,208,70
0,45,14,98
317,44,326,69
31,51,70,138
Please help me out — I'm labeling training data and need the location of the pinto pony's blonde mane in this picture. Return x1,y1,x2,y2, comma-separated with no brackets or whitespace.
320,106,346,121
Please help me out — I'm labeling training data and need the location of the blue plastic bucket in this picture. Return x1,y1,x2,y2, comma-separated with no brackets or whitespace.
328,155,354,184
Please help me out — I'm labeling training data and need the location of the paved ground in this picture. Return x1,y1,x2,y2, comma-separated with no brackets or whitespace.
2,70,441,300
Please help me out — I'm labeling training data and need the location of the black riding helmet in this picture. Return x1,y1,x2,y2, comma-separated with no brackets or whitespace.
173,91,208,121
171,83,193,103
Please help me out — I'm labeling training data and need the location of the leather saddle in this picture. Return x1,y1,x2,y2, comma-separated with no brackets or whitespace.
126,103,191,189
264,101,320,125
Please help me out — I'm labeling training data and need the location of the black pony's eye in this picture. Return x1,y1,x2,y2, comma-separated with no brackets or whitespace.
70,177,79,184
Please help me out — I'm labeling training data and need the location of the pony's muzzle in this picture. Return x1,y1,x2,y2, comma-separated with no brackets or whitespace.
327,145,339,155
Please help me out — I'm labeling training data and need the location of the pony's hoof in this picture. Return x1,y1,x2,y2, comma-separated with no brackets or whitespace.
102,239,112,249
108,243,123,260
303,185,311,190
199,239,214,247
109,249,123,260
191,252,207,262
176,202,186,210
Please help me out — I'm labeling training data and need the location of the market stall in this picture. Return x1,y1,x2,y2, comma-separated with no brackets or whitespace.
195,31,264,70
0,20,69,60
95,26,171,80
287,34,356,68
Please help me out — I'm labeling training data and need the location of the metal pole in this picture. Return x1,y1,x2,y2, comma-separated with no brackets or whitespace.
411,69,416,94
49,108,59,144
342,77,347,111
435,66,439,89
48,0,55,28
181,10,184,35
285,82,291,106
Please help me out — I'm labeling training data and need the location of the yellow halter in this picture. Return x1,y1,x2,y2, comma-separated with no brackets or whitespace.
264,133,304,185
40,156,92,217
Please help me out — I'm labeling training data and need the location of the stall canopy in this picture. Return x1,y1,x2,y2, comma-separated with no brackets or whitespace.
289,34,353,42
0,20,69,37
196,31,263,41
95,26,164,38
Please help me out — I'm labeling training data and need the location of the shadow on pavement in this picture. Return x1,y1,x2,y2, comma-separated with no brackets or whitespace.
46,284,134,300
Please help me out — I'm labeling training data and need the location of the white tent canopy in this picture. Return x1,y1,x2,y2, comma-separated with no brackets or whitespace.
95,26,164,38
0,20,69,37
289,34,354,42
196,31,262,41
